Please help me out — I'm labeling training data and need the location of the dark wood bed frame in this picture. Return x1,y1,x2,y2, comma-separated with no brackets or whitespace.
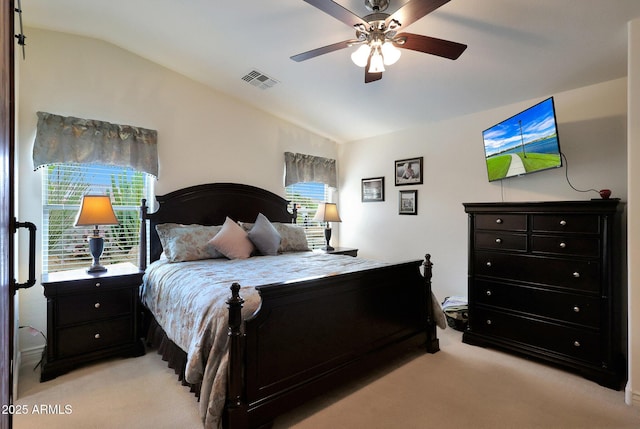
139,182,439,428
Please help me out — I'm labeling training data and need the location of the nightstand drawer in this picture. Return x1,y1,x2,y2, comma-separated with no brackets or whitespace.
57,289,134,326
57,317,133,358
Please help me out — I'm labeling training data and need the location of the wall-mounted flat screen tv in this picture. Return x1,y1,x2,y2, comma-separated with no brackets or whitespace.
482,97,562,182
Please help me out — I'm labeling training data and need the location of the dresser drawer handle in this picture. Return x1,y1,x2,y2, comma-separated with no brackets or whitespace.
94,302,101,309
559,242,566,248
486,290,492,296
572,272,580,278
573,306,580,313
495,238,502,244
495,218,503,224
95,282,101,287
486,319,492,325
94,333,101,340
486,261,492,267
560,220,567,226
573,340,581,347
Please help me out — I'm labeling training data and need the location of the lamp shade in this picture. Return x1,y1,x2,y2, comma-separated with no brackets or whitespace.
312,203,342,223
74,195,119,226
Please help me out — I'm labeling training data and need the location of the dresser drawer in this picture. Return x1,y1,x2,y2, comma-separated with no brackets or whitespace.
532,214,599,234
531,235,600,258
474,251,600,293
475,231,527,252
475,214,527,231
57,289,133,326
57,317,133,358
472,307,600,363
473,280,601,328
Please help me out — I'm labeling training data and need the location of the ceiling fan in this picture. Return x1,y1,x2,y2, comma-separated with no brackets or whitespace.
291,0,467,83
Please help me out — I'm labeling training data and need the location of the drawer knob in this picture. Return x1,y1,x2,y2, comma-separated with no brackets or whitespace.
572,272,581,278
94,302,101,309
495,238,502,244
495,218,503,224
486,290,492,296
559,242,566,248
573,306,580,313
573,340,581,347
560,220,567,226
486,261,492,267
95,282,101,287
486,319,492,325
94,333,101,339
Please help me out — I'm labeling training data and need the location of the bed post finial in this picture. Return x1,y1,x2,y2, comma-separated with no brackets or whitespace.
226,283,245,414
140,198,148,271
423,254,433,282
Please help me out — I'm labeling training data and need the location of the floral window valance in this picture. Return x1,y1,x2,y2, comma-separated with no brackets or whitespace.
284,152,337,188
32,111,159,177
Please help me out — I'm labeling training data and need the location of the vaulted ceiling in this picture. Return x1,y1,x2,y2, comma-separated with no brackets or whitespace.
22,0,640,142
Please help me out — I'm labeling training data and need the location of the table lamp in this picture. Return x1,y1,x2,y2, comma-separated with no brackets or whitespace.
74,195,119,273
312,202,342,251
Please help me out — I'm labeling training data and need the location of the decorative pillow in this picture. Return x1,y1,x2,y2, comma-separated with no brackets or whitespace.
247,213,281,256
156,223,223,262
208,217,255,260
272,223,311,252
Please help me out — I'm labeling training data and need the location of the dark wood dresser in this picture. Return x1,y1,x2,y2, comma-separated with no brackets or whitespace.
41,262,145,381
462,200,624,389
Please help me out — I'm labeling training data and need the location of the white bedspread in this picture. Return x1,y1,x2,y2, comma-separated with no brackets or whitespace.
141,251,391,428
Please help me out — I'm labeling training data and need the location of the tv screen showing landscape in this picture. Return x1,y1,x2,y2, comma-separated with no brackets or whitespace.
482,97,562,182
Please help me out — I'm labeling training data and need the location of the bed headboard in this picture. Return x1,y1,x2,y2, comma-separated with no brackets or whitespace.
139,182,296,268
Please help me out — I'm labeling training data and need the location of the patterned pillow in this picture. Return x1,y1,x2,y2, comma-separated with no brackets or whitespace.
247,213,281,256
156,223,223,262
272,223,310,252
208,217,255,260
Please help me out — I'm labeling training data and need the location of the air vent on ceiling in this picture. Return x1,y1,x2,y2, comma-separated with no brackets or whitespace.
241,69,279,90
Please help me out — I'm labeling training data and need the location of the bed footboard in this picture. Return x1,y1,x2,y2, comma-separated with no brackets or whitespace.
225,254,437,428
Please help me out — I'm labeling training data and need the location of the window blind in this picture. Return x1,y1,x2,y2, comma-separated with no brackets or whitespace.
285,182,330,249
42,163,153,273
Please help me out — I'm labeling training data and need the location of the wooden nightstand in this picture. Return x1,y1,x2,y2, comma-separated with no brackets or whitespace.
314,247,359,257
40,262,145,381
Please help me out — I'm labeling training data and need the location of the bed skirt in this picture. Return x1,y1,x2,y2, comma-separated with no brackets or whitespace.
145,312,202,399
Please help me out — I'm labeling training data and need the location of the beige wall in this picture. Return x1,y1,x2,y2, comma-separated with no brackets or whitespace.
16,28,337,353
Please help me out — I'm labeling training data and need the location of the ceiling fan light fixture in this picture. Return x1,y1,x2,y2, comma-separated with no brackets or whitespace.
368,49,385,73
351,44,371,67
381,42,401,65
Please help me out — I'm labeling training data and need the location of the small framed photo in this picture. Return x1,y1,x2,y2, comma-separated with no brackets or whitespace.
399,190,418,215
361,177,385,202
395,157,423,186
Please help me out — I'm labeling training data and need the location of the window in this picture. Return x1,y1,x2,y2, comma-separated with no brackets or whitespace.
42,163,153,273
285,182,330,249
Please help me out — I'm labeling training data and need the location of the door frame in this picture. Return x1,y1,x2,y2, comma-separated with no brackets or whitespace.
1,0,16,428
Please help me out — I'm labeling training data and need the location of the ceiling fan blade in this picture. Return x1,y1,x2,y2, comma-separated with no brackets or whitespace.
291,39,357,62
386,0,450,29
394,32,467,60
364,54,383,83
303,0,370,28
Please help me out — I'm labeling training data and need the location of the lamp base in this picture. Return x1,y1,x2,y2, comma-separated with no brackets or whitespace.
87,264,107,273
87,235,107,274
320,245,335,251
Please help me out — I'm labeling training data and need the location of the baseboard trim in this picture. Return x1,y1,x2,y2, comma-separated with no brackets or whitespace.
20,345,44,370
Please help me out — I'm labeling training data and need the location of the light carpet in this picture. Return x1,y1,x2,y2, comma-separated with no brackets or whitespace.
14,328,640,428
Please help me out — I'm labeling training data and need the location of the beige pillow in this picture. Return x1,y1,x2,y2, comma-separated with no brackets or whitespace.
272,223,310,252
156,223,223,262
208,217,255,259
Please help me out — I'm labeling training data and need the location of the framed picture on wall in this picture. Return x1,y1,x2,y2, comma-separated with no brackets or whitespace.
399,190,418,215
395,157,423,186
361,177,385,202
